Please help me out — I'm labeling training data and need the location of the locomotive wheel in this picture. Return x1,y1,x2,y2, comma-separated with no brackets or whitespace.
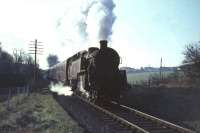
89,90,98,103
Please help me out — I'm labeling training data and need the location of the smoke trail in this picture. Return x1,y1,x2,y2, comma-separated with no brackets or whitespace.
81,0,116,41
58,0,116,44
96,0,116,40
76,1,98,40
50,82,73,96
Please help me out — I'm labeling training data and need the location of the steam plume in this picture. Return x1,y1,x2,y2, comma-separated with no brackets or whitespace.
50,82,73,96
97,0,116,40
58,0,116,44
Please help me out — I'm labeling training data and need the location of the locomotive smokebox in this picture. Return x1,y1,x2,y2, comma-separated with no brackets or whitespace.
100,40,107,49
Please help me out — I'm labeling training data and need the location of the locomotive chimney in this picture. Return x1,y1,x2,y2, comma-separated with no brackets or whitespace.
100,40,107,49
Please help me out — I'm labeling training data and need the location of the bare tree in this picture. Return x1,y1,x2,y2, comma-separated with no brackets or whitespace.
183,42,200,63
0,47,36,87
0,50,13,75
25,55,34,65
182,42,200,81
13,49,25,64
0,50,14,65
47,54,59,67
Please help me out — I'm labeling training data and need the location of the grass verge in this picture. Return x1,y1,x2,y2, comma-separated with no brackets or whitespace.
0,93,84,133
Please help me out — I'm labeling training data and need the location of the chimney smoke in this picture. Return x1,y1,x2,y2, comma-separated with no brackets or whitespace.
57,0,116,45
76,0,116,42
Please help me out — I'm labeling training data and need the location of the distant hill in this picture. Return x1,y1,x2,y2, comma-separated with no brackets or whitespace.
120,66,177,74
120,67,137,73
120,67,177,84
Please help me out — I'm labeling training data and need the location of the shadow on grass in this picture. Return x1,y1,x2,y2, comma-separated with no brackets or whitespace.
121,86,200,131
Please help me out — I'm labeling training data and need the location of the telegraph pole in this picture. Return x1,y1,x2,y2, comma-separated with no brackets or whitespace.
0,42,2,51
160,57,163,81
0,42,2,57
29,39,43,82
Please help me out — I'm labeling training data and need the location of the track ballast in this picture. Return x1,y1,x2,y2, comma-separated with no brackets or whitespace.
76,94,195,133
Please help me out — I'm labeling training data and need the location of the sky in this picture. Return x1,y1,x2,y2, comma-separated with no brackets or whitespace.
0,0,200,69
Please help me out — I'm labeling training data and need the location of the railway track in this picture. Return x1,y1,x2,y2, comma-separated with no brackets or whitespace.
76,95,195,133
53,94,133,133
105,101,195,133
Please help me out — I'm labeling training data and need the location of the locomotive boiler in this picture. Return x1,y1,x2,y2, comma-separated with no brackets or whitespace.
48,40,127,103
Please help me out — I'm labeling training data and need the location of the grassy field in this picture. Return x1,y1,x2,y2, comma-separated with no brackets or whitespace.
0,93,84,133
127,71,173,84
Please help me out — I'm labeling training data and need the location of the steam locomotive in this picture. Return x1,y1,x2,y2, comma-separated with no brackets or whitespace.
47,40,127,103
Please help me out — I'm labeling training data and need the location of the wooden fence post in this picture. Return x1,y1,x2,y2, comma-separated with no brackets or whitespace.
17,87,20,104
7,88,11,110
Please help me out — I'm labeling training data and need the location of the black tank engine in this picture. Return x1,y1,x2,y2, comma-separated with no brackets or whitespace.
48,40,127,103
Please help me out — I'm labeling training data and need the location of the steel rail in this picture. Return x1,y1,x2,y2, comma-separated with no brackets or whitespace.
76,95,149,133
73,92,195,133
111,102,195,133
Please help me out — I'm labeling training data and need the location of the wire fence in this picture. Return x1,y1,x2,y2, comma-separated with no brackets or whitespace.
0,85,32,110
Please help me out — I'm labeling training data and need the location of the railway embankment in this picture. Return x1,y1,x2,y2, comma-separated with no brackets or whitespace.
0,92,84,133
122,86,200,132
